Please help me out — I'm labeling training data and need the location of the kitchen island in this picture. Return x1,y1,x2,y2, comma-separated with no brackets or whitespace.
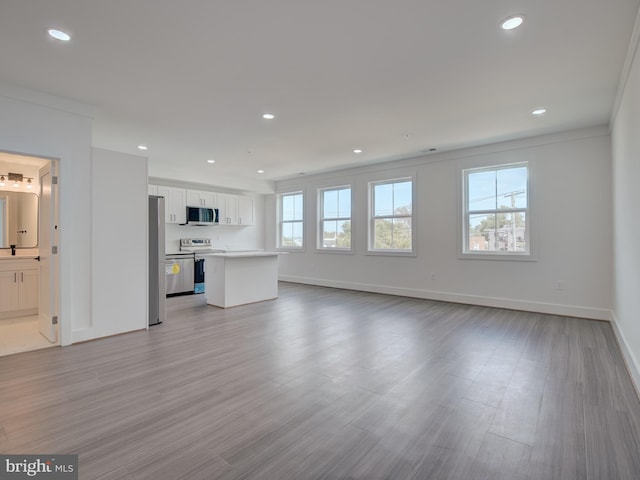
202,251,280,308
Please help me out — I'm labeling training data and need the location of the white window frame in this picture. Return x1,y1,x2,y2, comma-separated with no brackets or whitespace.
367,176,415,256
317,185,353,253
277,190,304,250
462,162,531,259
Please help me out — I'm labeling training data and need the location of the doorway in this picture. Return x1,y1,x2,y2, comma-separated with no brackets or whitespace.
0,151,59,356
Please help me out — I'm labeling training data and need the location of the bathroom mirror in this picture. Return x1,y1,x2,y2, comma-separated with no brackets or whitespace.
0,191,38,248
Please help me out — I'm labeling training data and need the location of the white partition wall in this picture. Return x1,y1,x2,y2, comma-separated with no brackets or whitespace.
87,147,148,340
611,10,640,390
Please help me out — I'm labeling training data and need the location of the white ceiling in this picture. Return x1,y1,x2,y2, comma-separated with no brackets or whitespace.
1,0,638,191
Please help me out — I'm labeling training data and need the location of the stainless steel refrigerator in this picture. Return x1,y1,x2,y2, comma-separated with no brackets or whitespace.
149,195,166,325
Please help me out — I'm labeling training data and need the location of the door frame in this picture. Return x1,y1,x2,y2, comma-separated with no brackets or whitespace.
0,150,61,346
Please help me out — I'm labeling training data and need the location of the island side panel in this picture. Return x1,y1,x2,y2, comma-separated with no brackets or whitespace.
205,254,278,308
204,255,226,308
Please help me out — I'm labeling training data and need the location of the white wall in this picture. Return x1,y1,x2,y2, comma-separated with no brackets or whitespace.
270,127,612,320
0,84,152,345
0,84,93,345
611,11,640,390
84,148,148,341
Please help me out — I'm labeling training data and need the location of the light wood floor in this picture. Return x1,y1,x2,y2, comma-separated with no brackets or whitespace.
1,282,640,479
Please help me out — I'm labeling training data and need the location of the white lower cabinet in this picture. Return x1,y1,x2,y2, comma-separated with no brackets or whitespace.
0,260,39,318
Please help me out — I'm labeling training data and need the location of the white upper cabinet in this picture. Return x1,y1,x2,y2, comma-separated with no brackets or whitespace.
238,196,255,225
155,186,186,224
217,193,238,225
149,183,254,226
186,189,217,208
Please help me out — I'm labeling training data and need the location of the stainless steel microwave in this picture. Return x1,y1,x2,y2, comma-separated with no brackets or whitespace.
184,206,218,225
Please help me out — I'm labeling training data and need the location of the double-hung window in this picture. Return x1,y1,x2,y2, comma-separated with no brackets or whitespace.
278,191,304,249
318,186,352,250
463,163,529,256
369,178,413,253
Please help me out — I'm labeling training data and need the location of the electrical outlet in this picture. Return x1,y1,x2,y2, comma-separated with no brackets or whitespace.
556,280,565,290
431,272,436,280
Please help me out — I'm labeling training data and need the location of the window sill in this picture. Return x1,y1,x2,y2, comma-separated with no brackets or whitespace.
365,250,416,258
315,248,354,255
277,247,306,253
459,252,536,262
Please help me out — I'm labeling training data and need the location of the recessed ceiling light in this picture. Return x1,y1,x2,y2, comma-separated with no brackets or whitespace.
257,170,265,174
48,29,71,41
207,159,215,164
500,15,524,30
137,145,148,150
353,149,363,154
262,113,275,120
532,108,547,115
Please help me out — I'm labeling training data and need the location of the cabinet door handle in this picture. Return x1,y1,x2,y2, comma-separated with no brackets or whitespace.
21,272,23,282
14,272,17,282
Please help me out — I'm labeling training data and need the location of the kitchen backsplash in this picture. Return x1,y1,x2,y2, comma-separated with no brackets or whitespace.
165,223,264,253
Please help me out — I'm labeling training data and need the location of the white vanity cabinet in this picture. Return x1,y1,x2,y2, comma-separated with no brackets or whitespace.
0,259,39,318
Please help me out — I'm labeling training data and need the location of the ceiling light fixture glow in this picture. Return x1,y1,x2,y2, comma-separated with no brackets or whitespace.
532,108,547,115
137,145,148,151
257,170,265,174
500,15,524,30
207,159,215,164
48,29,71,41
353,149,363,154
262,113,275,120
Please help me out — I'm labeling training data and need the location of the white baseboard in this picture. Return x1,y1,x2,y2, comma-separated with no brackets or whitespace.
610,311,640,399
278,275,612,321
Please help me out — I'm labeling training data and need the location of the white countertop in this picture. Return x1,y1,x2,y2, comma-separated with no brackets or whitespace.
0,255,39,261
202,250,280,258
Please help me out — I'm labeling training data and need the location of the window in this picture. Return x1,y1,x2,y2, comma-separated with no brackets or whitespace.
278,191,304,249
463,163,529,255
318,186,352,250
369,178,413,252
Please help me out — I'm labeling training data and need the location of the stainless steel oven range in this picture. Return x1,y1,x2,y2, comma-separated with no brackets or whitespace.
179,238,219,294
